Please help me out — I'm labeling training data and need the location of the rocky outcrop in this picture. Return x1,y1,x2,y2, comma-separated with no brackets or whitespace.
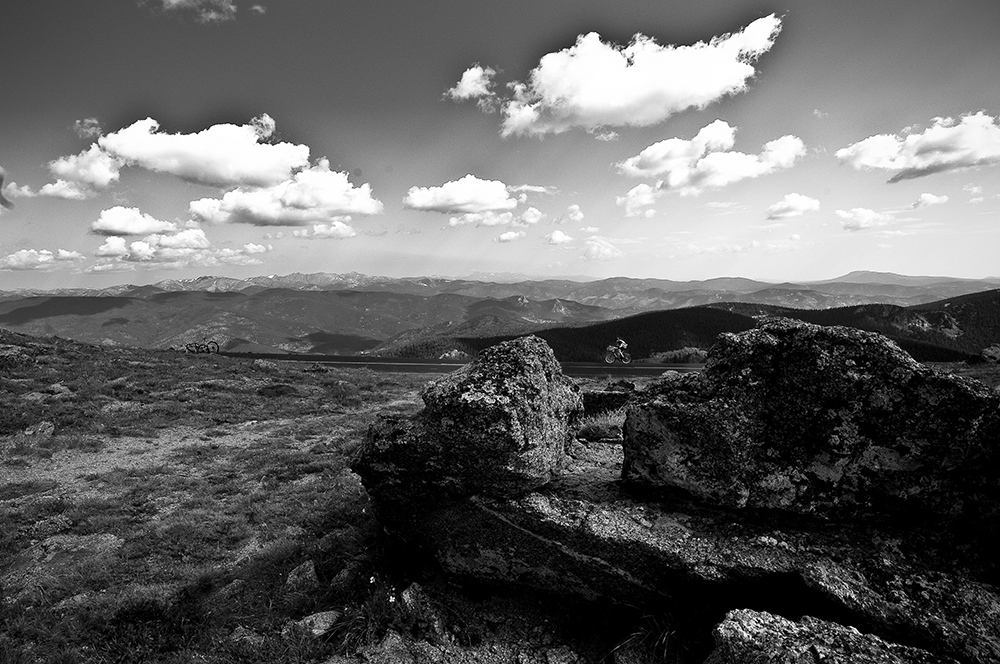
704,609,957,664
353,324,1000,664
624,318,1000,523
354,335,581,513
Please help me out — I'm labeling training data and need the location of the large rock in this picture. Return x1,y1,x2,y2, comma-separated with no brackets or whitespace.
623,318,1000,522
704,609,957,664
354,335,581,518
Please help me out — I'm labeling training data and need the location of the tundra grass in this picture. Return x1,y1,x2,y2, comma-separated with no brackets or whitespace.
0,334,433,663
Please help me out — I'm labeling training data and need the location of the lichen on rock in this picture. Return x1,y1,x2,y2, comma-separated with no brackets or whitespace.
623,317,1000,522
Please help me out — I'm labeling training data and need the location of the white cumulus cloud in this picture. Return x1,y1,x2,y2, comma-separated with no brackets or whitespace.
465,15,781,137
0,248,85,271
446,65,497,108
515,207,544,227
497,230,526,243
94,228,270,268
404,174,518,214
835,112,1000,182
100,115,309,188
546,230,573,245
766,193,820,219
912,193,948,208
582,237,622,261
835,208,894,232
91,206,179,236
616,183,660,218
617,120,805,195
189,159,383,226
566,204,584,224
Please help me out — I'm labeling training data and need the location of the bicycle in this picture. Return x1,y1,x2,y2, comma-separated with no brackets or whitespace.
604,345,631,364
185,340,220,354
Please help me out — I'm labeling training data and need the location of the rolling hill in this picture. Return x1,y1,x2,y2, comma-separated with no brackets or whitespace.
0,272,997,360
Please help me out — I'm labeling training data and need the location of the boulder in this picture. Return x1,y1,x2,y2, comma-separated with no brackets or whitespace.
623,318,1000,522
354,335,581,518
704,609,957,664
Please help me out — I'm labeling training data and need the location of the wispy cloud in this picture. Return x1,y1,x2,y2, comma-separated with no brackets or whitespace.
836,112,1000,182
291,219,357,239
452,15,783,137
766,193,820,219
617,120,805,196
582,236,622,261
148,0,238,23
74,117,103,140
835,207,894,231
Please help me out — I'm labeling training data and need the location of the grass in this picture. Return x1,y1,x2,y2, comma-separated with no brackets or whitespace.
0,332,434,663
574,407,627,441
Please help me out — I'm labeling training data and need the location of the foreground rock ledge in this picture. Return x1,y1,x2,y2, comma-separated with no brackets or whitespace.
705,609,958,664
353,328,1000,664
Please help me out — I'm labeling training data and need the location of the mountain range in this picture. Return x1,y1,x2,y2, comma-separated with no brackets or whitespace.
0,271,998,360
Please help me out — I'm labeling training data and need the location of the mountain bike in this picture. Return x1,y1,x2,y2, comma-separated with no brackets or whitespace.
604,345,631,364
185,340,220,354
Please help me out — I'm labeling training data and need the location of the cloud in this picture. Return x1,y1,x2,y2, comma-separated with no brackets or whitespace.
912,193,948,208
404,174,518,213
0,248,85,271
74,117,103,139
766,193,820,219
617,119,805,195
189,159,383,226
47,143,123,192
582,237,622,261
515,207,544,227
94,228,271,268
963,184,983,195
446,65,498,111
566,204,584,224
546,230,573,245
91,206,179,236
616,183,660,217
497,230,526,243
813,109,829,120
150,0,237,23
835,112,1000,182
465,14,781,137
835,208,894,231
100,115,309,187
448,211,514,227
580,226,599,233
291,219,357,239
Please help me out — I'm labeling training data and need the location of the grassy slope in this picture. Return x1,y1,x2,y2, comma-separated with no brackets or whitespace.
0,328,435,663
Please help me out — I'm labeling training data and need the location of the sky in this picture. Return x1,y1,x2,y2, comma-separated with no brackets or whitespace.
1,0,999,289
